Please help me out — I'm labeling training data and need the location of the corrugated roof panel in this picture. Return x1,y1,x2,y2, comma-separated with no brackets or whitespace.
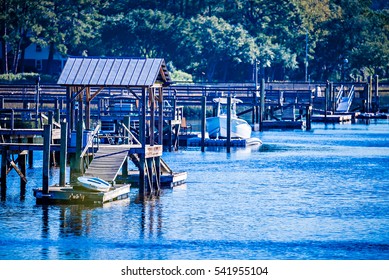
129,59,146,85
121,59,138,85
81,58,99,85
73,59,91,85
137,58,155,86
64,58,83,84
114,59,130,85
97,59,114,85
145,59,162,86
89,59,106,85
105,59,122,85
57,57,75,85
57,57,170,87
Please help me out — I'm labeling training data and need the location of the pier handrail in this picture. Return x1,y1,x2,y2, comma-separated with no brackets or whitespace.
120,122,141,145
346,85,355,112
40,113,61,128
80,124,101,158
336,85,344,105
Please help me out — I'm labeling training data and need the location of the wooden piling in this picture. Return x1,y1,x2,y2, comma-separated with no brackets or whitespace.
139,87,147,198
201,95,206,152
259,78,265,131
158,88,164,145
1,148,7,199
19,151,27,199
59,121,67,187
306,105,312,130
227,95,231,153
42,124,52,195
374,75,379,112
325,81,330,122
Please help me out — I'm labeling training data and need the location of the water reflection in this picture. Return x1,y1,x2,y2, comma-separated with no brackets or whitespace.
140,199,163,240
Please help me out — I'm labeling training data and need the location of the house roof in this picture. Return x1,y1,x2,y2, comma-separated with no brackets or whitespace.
57,57,171,87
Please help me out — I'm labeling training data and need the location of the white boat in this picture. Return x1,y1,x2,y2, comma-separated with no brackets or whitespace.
77,176,111,192
206,97,252,139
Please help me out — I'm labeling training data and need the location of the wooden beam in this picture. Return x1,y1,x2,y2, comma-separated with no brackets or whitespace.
89,86,104,102
42,124,52,195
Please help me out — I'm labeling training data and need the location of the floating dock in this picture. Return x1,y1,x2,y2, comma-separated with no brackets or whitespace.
33,184,130,205
261,120,305,130
311,114,353,123
179,135,262,147
122,170,188,188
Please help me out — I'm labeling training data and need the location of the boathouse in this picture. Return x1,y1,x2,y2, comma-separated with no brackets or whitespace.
57,56,173,199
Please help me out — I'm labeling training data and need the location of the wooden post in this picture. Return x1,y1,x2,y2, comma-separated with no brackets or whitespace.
253,60,259,126
19,151,27,199
155,156,161,196
226,95,231,153
374,75,379,112
139,87,147,198
325,81,329,122
59,121,68,187
122,157,128,178
168,120,172,152
201,95,206,152
149,88,155,146
146,158,153,196
158,88,164,145
1,149,7,199
123,116,130,144
331,82,335,113
259,78,265,131
306,105,312,130
85,87,91,130
367,76,372,113
66,87,71,142
35,76,40,128
28,137,33,167
42,124,52,195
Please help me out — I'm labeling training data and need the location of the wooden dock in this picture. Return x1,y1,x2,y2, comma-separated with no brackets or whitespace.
33,184,130,205
123,170,187,188
311,114,353,123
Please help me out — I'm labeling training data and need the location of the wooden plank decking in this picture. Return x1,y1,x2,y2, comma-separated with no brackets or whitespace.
84,144,134,183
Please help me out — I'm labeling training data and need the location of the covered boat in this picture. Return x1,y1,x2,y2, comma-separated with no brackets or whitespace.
206,97,252,139
77,176,111,192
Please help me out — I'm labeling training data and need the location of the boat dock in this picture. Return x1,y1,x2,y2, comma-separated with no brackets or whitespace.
0,61,386,204
0,57,188,204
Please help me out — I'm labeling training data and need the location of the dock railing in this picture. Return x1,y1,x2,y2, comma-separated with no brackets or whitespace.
80,124,101,160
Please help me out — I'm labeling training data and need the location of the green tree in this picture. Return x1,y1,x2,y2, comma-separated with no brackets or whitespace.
100,9,180,60
176,15,259,82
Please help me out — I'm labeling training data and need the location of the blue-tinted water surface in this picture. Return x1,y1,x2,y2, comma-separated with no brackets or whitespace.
0,121,388,260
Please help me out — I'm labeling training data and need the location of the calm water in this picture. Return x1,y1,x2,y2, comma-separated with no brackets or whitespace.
1,120,389,260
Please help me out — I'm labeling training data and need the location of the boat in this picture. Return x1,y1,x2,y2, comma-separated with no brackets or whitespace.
77,176,112,192
206,97,252,139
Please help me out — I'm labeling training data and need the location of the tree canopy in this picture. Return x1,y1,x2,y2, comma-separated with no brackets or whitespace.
0,0,388,82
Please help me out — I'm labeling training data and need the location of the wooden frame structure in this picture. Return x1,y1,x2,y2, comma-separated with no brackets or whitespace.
57,57,172,199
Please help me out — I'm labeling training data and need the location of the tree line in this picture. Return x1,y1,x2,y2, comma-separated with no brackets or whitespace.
1,0,388,82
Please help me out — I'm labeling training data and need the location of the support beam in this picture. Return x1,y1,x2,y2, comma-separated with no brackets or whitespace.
1,148,8,199
201,95,206,152
227,95,231,153
42,124,52,195
59,121,68,187
259,78,265,131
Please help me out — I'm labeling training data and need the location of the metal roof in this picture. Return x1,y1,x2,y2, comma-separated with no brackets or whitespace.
57,57,171,87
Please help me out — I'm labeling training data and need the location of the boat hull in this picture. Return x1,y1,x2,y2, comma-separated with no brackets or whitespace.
206,116,252,139
77,177,111,192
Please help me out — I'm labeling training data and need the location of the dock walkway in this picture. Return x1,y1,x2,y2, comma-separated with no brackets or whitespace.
84,144,137,183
